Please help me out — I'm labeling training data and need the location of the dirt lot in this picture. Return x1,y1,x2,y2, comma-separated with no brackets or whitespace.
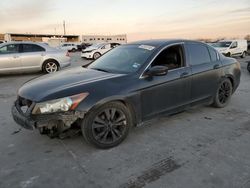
0,53,250,188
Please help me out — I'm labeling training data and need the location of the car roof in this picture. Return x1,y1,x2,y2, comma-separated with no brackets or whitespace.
0,41,58,51
128,39,202,47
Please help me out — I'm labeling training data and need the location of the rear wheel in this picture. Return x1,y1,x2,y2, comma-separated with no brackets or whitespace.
81,102,132,149
43,60,59,74
93,52,101,60
213,78,233,108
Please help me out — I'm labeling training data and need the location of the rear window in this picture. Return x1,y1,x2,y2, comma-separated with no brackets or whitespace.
208,47,218,62
186,43,211,65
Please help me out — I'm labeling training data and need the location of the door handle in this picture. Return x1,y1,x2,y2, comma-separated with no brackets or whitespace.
180,72,189,78
213,64,220,69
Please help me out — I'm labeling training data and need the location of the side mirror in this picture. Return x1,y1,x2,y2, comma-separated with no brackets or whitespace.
145,66,168,77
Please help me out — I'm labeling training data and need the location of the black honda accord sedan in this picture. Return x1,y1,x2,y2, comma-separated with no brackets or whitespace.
12,40,241,148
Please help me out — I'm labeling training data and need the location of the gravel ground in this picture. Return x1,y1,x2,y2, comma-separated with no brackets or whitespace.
0,53,249,188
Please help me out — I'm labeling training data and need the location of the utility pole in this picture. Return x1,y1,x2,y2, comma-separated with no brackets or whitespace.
63,20,66,36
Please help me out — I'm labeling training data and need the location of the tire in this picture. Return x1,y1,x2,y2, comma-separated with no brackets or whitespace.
213,78,233,108
81,102,132,149
247,62,250,73
241,51,246,58
93,52,101,60
72,48,76,52
42,60,59,74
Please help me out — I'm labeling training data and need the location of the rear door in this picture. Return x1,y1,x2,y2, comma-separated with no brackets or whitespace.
0,44,21,73
19,44,45,71
185,42,222,103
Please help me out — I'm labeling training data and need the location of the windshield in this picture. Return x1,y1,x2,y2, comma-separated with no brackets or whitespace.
88,45,155,74
214,42,232,48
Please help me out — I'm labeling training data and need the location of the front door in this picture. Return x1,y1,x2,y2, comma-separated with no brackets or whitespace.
140,44,191,120
0,44,22,73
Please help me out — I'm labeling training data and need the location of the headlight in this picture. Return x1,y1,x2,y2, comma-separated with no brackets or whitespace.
32,93,89,114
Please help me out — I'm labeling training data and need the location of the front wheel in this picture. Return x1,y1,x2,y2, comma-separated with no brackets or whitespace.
81,102,132,149
93,52,101,60
213,78,233,108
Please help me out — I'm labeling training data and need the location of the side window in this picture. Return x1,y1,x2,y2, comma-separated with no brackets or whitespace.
231,42,237,48
151,44,184,70
0,44,19,54
208,47,218,62
22,44,45,53
187,43,211,66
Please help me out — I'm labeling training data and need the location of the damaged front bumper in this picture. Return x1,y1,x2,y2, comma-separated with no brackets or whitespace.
12,100,85,130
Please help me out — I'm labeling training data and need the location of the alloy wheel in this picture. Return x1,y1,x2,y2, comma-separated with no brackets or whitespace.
93,53,101,60
218,81,231,104
91,108,127,144
45,62,58,73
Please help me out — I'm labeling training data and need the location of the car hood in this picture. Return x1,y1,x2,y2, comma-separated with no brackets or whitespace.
18,67,124,102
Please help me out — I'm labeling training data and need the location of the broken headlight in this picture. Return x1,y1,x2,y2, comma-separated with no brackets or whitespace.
32,93,89,114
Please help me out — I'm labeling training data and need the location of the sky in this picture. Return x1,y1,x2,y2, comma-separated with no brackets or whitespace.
0,0,249,41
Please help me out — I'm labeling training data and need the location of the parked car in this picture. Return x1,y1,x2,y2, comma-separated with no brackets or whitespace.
0,42,71,74
81,43,120,59
59,43,78,52
214,39,247,58
0,41,6,44
247,41,250,55
12,39,241,148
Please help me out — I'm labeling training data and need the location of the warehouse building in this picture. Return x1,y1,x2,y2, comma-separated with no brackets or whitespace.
4,33,80,42
1,33,127,46
82,34,127,44
0,34,5,41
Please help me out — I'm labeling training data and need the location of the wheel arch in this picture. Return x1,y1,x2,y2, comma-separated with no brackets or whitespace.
42,58,60,70
221,74,235,92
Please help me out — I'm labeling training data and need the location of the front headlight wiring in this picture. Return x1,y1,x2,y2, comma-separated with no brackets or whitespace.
32,93,89,114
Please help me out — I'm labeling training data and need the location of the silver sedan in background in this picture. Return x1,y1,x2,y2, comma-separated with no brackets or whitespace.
0,42,71,74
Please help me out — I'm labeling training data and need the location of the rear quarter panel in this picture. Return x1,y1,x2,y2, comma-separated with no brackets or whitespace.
42,50,70,67
220,55,241,91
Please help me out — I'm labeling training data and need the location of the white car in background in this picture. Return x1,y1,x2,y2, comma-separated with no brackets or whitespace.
59,43,78,52
214,39,247,58
81,43,120,60
0,42,71,74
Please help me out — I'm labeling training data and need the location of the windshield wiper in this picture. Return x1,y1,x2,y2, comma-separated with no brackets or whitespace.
91,68,110,73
